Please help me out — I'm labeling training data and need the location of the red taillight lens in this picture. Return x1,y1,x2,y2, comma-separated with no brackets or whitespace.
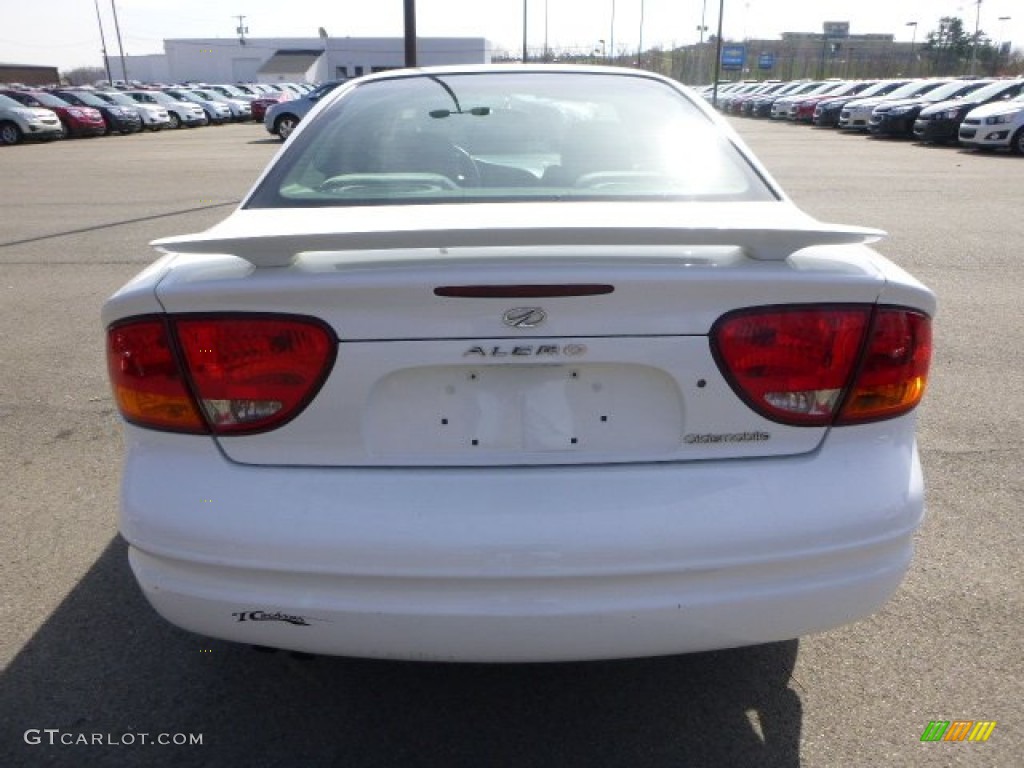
107,318,207,433
837,308,931,424
712,306,870,426
175,316,336,434
106,315,336,434
712,305,932,427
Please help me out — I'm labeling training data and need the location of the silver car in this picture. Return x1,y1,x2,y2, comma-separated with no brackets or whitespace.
164,88,233,125
264,81,344,139
123,90,208,129
0,93,63,144
190,88,252,122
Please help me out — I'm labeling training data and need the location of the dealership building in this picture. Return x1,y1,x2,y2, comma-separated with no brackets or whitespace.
105,36,491,85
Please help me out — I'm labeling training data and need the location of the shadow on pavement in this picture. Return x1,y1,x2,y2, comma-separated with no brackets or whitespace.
0,202,238,251
1,538,802,768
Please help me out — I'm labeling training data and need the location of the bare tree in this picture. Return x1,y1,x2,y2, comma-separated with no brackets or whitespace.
62,66,107,86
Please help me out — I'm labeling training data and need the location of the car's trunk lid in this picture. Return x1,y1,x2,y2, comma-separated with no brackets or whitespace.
151,203,893,467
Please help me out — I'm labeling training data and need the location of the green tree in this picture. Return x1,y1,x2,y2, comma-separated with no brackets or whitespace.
923,17,971,73
923,16,999,75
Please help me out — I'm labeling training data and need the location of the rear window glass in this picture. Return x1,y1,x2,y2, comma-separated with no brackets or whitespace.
246,71,776,208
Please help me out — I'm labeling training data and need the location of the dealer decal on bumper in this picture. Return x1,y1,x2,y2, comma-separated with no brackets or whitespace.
231,610,320,626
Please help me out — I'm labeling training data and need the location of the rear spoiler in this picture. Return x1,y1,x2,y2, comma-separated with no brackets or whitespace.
152,205,885,268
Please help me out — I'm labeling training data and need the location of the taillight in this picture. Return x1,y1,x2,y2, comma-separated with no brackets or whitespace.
836,308,931,424
107,317,207,433
175,316,336,433
107,315,336,435
712,305,931,426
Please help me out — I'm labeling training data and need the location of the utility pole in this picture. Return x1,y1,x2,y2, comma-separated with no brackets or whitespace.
711,0,724,107
234,14,248,46
906,21,918,76
93,0,113,85
404,0,417,66
110,1,128,83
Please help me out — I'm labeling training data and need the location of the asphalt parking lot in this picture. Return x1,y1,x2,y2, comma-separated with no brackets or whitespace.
1,119,1021,767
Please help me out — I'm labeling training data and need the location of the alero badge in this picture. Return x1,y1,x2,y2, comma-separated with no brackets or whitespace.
502,307,546,328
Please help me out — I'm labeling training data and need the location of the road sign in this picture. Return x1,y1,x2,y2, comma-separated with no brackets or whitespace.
721,44,746,71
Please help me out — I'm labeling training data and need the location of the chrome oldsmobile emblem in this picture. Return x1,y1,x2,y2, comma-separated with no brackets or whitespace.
502,307,546,328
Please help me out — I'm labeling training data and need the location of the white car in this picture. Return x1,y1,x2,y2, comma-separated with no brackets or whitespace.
93,90,171,131
958,92,1024,153
103,65,935,663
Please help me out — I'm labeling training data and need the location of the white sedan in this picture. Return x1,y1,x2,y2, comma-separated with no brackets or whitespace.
103,65,934,662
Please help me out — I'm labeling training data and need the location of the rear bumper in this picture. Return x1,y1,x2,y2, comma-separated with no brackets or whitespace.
120,421,925,662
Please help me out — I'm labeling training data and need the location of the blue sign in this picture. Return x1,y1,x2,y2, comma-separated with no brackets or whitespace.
721,44,746,71
758,53,775,70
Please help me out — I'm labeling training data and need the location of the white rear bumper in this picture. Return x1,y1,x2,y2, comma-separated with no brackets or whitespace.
120,421,924,661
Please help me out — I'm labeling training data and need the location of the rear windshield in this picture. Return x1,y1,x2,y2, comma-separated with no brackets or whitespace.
246,71,776,208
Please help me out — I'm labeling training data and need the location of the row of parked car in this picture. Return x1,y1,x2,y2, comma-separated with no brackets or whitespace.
0,81,318,146
703,76,1024,154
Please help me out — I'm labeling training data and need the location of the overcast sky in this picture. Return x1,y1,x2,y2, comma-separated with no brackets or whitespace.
2,0,1021,71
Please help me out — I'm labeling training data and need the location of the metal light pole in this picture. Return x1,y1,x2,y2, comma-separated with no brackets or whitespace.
696,0,709,84
906,21,917,75
110,0,129,83
523,0,528,62
968,0,982,76
93,0,113,85
638,0,645,67
609,0,615,63
997,16,1012,73
544,0,549,61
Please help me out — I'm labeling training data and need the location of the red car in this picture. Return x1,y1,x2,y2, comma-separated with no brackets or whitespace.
0,89,106,138
249,92,292,122
792,82,877,123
